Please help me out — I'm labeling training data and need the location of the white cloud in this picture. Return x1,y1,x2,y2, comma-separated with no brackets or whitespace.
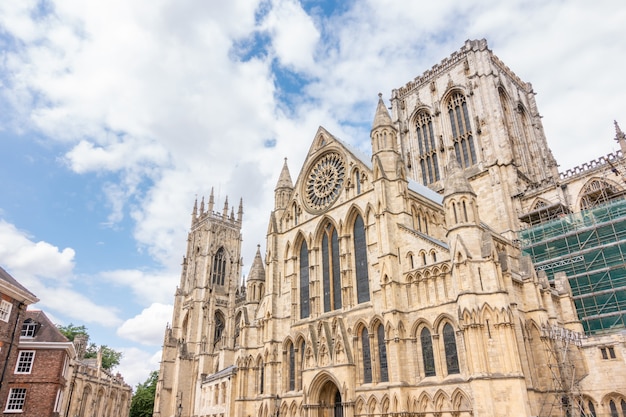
0,219,122,326
102,270,177,305
116,346,162,388
117,303,173,346
0,220,75,281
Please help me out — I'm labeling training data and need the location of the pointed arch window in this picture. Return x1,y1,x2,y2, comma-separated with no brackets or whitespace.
610,400,619,417
443,323,460,374
448,92,477,168
211,247,227,285
377,324,388,382
586,401,597,417
354,215,370,303
299,340,306,390
361,328,372,383
354,169,361,194
420,328,436,377
322,224,342,312
299,241,310,319
213,312,225,348
234,312,241,347
288,343,295,391
259,362,264,394
415,111,440,185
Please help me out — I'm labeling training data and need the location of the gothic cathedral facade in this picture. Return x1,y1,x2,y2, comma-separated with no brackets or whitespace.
154,40,626,417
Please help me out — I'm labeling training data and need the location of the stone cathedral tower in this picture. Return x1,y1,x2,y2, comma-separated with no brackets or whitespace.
153,189,244,417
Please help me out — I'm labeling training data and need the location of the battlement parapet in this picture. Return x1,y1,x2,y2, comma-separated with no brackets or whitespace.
559,151,623,180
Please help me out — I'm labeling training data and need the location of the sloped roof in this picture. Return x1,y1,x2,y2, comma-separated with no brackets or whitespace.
22,310,70,343
0,266,38,304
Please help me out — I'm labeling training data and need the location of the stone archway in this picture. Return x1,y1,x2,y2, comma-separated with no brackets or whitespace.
308,373,346,417
317,380,343,417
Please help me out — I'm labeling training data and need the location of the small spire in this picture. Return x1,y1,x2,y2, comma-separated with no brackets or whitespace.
192,197,198,216
199,196,205,215
247,245,266,282
372,93,393,129
275,158,293,190
238,198,243,222
208,187,215,212
223,196,229,218
230,207,235,221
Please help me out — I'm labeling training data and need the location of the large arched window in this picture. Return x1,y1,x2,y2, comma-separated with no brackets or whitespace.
579,179,621,210
415,111,440,185
377,324,388,382
300,241,310,319
354,214,370,303
448,92,477,168
443,323,460,374
420,328,436,377
361,328,372,383
288,343,295,391
322,224,342,312
211,247,227,285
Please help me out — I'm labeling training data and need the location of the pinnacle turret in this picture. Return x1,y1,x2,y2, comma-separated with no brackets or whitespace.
615,120,626,154
208,187,215,213
238,198,243,222
275,158,293,190
247,245,266,282
373,93,393,129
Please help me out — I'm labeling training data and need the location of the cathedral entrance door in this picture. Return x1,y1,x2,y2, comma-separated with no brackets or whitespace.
317,380,343,417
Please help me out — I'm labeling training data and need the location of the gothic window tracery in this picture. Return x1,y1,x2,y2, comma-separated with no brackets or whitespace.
354,214,370,303
415,111,440,184
299,241,310,319
361,327,372,383
377,324,389,382
214,312,225,347
211,247,227,286
579,179,622,210
288,342,295,391
443,323,460,374
420,327,436,377
448,92,477,168
322,223,342,312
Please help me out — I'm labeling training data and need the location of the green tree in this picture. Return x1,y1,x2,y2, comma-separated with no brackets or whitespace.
130,370,158,417
56,323,123,370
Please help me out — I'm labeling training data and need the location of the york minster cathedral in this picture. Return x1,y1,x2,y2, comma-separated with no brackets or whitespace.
154,39,626,417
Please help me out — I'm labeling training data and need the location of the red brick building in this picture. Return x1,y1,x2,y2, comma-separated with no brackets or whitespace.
0,267,39,415
2,310,75,416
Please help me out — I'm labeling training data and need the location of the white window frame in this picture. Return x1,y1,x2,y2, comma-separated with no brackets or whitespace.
5,388,26,412
0,300,12,322
53,389,63,413
20,320,36,338
14,351,35,374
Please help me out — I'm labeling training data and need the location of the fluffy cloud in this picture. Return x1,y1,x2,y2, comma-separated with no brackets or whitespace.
117,303,173,346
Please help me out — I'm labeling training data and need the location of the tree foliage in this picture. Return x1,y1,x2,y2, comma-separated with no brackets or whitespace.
56,323,123,370
130,371,158,417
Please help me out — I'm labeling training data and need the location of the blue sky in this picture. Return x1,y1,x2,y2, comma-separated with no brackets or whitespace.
1,0,625,387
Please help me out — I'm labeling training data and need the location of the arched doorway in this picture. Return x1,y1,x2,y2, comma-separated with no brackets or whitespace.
318,380,343,417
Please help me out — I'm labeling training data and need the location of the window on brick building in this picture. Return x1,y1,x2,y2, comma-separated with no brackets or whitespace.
15,351,35,374
0,300,12,322
20,319,38,337
5,388,26,412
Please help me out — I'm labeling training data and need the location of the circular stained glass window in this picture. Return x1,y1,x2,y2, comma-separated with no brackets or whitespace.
304,152,346,212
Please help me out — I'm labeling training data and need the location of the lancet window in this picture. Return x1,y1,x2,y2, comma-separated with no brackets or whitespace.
322,223,342,312
448,92,477,168
299,241,310,319
354,214,370,303
420,327,436,377
443,323,460,374
377,324,388,382
211,247,227,285
415,111,440,184
361,328,372,383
